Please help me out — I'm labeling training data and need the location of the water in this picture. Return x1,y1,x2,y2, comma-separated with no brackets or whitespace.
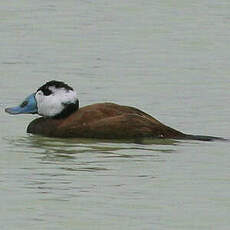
1,1,230,229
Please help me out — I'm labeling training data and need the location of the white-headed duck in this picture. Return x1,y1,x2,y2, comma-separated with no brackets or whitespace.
5,80,225,141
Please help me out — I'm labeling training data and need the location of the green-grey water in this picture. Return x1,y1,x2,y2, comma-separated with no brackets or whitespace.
1,1,230,229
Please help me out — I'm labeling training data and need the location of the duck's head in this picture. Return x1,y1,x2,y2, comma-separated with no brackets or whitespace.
5,80,79,119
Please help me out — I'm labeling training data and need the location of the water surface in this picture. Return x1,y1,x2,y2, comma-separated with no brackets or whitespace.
1,1,230,229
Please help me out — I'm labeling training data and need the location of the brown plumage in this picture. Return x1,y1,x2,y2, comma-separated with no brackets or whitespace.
27,102,186,139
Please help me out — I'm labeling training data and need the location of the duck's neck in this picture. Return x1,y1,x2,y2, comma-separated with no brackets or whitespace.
53,100,79,119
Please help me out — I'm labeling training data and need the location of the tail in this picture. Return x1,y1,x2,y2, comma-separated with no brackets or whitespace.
184,134,228,142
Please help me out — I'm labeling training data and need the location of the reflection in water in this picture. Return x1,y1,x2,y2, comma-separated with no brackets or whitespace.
3,134,178,201
4,134,178,162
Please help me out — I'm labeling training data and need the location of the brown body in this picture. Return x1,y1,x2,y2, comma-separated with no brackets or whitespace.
27,103,187,139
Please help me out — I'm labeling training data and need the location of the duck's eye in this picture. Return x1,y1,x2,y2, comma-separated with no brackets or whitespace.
20,100,28,108
42,88,52,96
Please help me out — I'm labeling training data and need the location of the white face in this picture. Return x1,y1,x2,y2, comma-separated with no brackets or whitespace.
35,86,78,117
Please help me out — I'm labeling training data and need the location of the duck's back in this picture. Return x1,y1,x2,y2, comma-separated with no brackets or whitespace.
27,103,186,139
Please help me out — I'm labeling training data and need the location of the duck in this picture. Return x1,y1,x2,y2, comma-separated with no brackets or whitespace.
5,80,225,141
